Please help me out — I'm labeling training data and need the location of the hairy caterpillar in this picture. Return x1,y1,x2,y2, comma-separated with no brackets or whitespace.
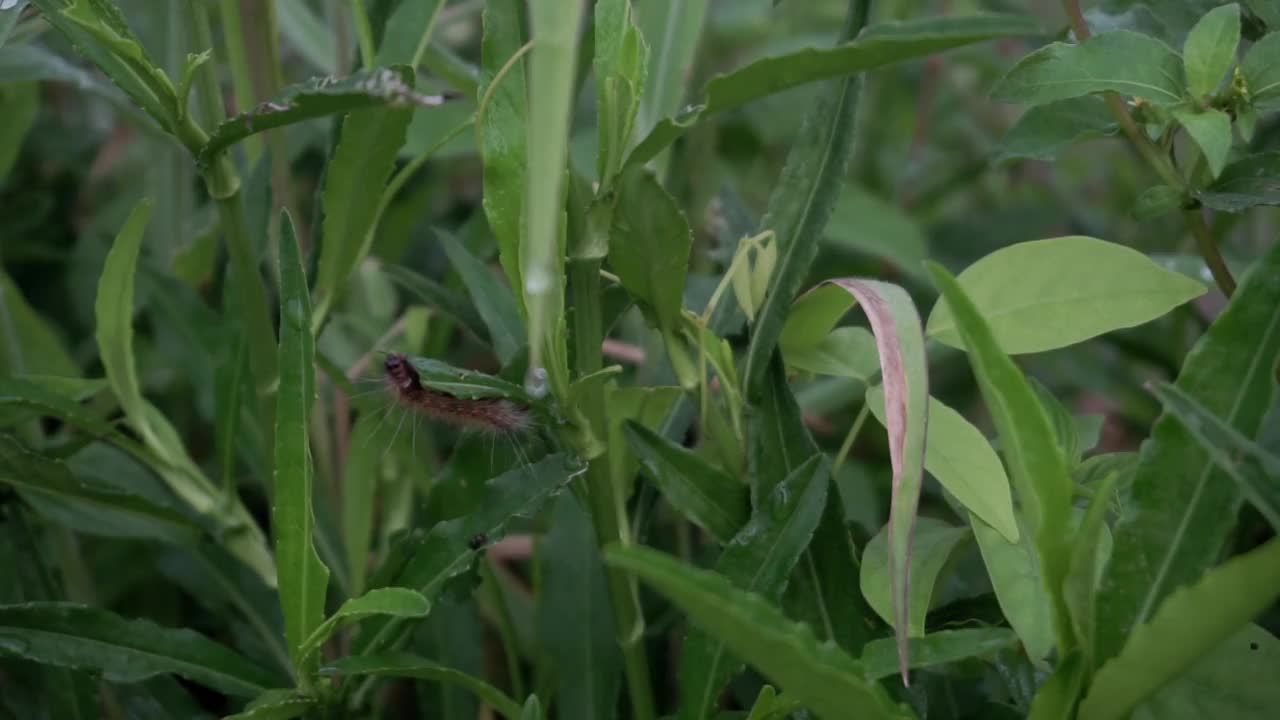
382,353,534,434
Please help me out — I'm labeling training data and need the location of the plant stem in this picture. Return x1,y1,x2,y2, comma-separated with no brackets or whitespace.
217,0,261,163
1061,0,1236,295
832,400,871,474
569,260,656,720
348,0,376,69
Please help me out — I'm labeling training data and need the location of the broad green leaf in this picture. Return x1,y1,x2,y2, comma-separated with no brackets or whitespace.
825,186,928,278
996,96,1120,163
784,326,880,380
1149,382,1280,531
313,71,416,326
375,0,443,67
1241,32,1280,110
859,628,1019,680
609,168,693,334
1198,151,1280,211
992,31,1185,106
479,0,529,306
223,690,315,720
0,81,35,182
927,262,1074,654
623,420,747,543
1171,106,1232,178
198,68,445,167
1182,3,1241,99
778,284,856,353
297,588,430,667
354,453,571,655
439,232,524,366
1096,240,1280,664
1082,536,1280,720
859,517,971,636
926,237,1207,354
971,514,1054,661
594,0,648,183
0,602,278,696
537,494,620,720
739,31,865,397
626,14,1041,168
867,388,1018,542
524,0,584,385
1131,624,1280,720
0,272,79,378
679,455,829,719
0,435,201,545
272,211,330,672
605,545,912,720
324,653,523,719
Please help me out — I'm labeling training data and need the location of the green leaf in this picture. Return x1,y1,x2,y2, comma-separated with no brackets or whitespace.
0,81,35,182
1171,106,1232,178
439,231,524,366
0,271,79,378
594,0,648,183
970,515,1054,662
605,545,912,720
609,168,693,334
1082,536,1280,720
996,96,1120,163
926,237,1207,355
867,388,1019,542
0,602,278,697
859,628,1019,680
859,517,971,636
784,326,880,381
222,690,316,720
354,453,571,655
825,186,929,279
199,68,443,167
1242,32,1280,110
375,0,443,67
536,494,620,720
605,385,682,495
297,588,430,668
313,70,416,326
1027,651,1084,720
479,0,529,306
0,435,202,545
324,653,523,719
272,210,330,672
740,39,864,397
1063,463,1122,673
1131,624,1280,719
1096,240,1280,664
623,420,748,543
385,264,491,344
1149,382,1280,532
1182,3,1241,99
679,455,830,719
992,30,1185,106
406,356,535,405
275,0,336,73
521,695,545,720
1133,184,1184,220
926,261,1074,654
1198,151,1280,211
626,13,1041,168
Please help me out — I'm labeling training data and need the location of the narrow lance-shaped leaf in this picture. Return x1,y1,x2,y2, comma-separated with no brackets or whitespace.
272,211,331,671
198,68,449,167
626,13,1041,168
1149,382,1280,532
438,231,524,367
605,546,913,720
926,262,1074,654
1095,240,1280,664
0,602,281,697
297,588,431,667
1080,536,1280,720
222,690,316,720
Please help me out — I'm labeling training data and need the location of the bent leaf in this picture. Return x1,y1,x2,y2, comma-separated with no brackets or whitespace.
927,237,1206,354
605,545,913,720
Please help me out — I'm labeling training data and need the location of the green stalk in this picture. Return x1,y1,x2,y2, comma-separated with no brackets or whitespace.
570,260,656,720
347,0,376,70
188,0,278,446
217,0,261,163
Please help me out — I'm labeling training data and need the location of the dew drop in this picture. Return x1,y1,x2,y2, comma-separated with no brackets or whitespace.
525,366,549,398
525,269,551,296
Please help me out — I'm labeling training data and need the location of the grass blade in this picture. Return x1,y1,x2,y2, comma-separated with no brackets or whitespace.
272,210,331,674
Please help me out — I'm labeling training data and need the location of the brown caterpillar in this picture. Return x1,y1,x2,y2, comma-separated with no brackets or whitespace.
382,353,533,434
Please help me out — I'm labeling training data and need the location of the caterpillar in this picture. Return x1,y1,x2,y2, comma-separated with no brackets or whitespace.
382,353,534,435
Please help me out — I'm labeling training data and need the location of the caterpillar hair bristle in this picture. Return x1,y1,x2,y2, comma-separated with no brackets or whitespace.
383,353,534,435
